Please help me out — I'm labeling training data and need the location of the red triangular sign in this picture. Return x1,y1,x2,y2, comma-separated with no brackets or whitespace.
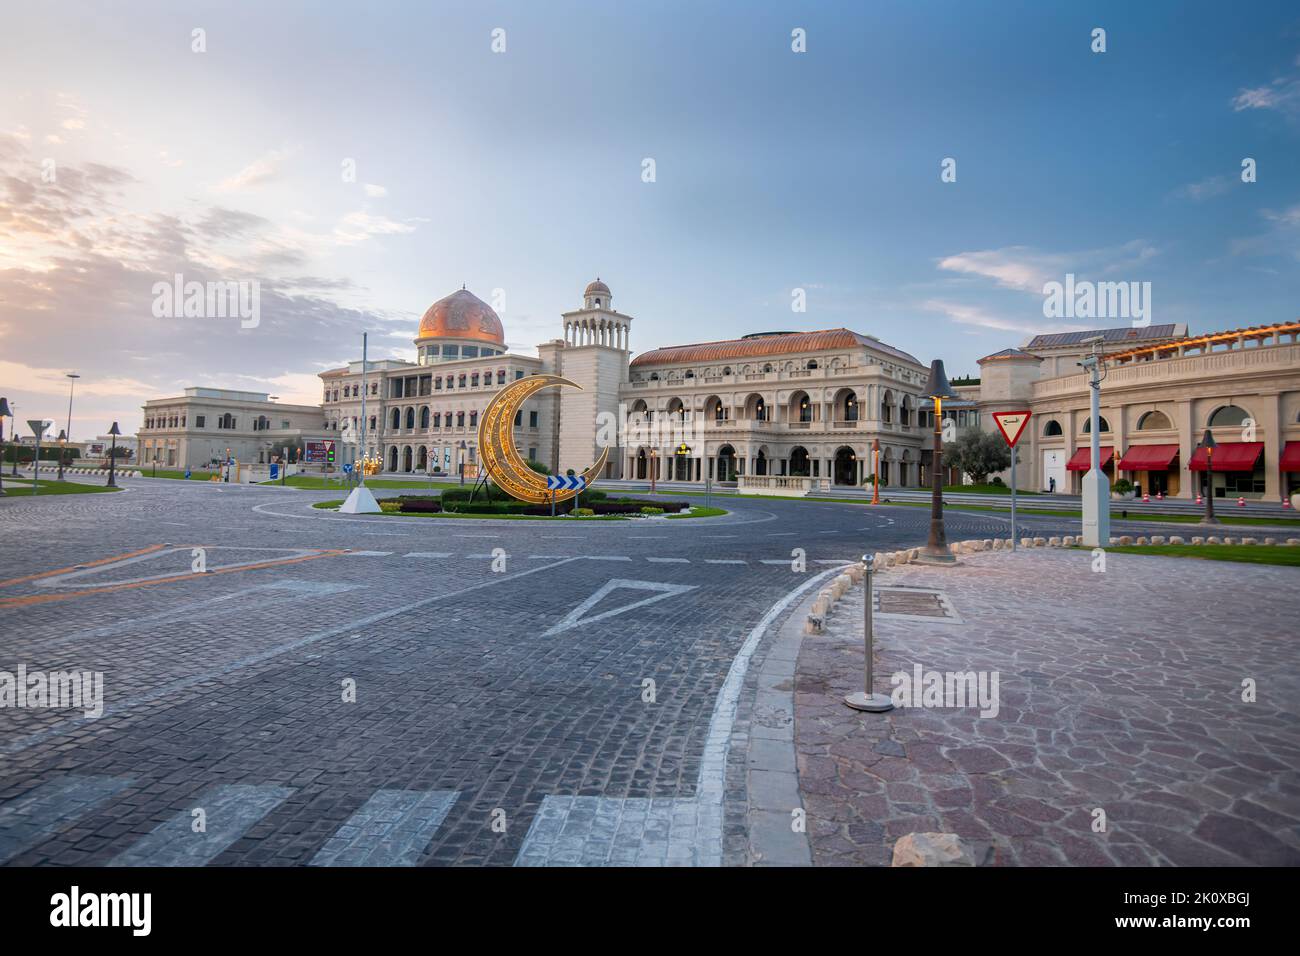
992,410,1032,448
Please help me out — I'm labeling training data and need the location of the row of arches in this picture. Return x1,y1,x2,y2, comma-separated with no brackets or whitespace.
629,443,918,486
629,388,916,426
1040,404,1253,438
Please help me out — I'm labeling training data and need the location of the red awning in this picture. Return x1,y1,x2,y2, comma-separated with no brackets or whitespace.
1117,443,1179,471
1281,441,1300,472
1066,446,1114,471
1188,441,1263,472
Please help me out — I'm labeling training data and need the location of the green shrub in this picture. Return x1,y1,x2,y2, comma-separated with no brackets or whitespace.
991,475,1005,486
1113,478,1133,494
640,506,664,515
574,507,595,517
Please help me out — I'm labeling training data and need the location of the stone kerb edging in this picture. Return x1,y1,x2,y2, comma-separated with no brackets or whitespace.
802,534,1300,634
60,468,143,477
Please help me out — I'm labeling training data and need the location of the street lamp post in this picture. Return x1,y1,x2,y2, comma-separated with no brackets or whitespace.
56,429,67,480
871,437,880,505
918,359,959,564
106,421,121,488
458,440,467,486
0,397,10,496
649,448,658,495
62,373,80,479
1199,429,1218,525
1078,339,1110,547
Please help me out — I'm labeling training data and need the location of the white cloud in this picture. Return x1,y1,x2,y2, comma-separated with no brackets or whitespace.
61,117,85,131
936,247,1060,293
1175,175,1231,201
333,210,423,245
218,148,292,190
922,299,1066,335
363,183,387,198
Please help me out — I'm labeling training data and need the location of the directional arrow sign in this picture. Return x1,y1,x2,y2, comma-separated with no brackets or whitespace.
991,410,1032,448
542,578,697,637
546,475,587,491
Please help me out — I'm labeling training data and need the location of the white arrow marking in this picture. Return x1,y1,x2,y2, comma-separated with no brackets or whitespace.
542,578,698,637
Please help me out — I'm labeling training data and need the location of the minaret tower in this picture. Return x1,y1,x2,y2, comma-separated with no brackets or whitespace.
537,278,633,478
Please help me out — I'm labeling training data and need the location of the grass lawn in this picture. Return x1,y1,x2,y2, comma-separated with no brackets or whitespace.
1,478,122,495
1088,544,1300,567
262,475,463,490
942,483,1037,495
311,499,727,520
141,468,221,481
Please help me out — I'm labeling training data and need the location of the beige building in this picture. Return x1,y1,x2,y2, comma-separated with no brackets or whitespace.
968,321,1300,500
139,388,325,470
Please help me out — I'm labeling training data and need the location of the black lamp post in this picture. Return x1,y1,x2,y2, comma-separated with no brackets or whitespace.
56,429,68,480
0,397,10,496
458,440,467,486
1199,429,1218,525
107,421,121,488
919,359,960,564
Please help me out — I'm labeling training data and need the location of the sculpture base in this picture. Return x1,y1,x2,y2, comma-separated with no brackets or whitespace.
844,692,895,713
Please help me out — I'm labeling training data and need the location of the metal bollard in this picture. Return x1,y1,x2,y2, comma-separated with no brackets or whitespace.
844,554,894,713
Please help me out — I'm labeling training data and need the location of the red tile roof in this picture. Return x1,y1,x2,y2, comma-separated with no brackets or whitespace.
629,328,920,368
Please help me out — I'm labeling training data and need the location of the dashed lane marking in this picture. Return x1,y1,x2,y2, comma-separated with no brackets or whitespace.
704,559,746,565
0,775,133,865
404,551,453,558
646,557,689,563
344,550,393,557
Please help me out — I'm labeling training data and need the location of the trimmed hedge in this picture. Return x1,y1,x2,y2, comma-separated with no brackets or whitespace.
389,492,686,517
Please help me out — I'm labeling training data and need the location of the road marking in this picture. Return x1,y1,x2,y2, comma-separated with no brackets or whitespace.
344,550,393,557
405,552,452,558
0,547,346,610
766,532,796,537
515,566,843,866
587,556,633,562
455,534,501,538
759,559,791,565
815,559,855,565
309,790,460,867
527,554,564,559
704,559,746,565
2,557,585,756
0,775,133,864
108,784,294,867
704,535,737,539
646,557,689,564
0,544,167,590
542,578,698,637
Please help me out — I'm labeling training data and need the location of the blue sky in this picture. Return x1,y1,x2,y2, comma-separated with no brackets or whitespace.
1,0,1298,434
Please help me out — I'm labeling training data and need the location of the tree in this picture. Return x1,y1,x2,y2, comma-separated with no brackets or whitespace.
944,429,1010,485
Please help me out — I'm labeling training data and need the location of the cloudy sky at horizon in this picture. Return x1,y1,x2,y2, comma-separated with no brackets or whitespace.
2,0,1298,438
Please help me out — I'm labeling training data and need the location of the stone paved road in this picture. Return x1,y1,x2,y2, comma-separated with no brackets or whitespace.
0,476,1288,866
796,549,1300,866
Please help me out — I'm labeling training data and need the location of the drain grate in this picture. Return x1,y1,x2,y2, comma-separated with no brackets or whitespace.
872,587,962,624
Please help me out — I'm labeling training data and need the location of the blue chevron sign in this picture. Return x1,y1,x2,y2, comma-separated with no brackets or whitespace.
546,474,587,491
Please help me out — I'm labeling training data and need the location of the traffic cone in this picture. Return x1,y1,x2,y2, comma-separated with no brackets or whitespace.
1142,493,1150,503
1196,493,1202,505
1237,497,1245,507
1156,491,1164,501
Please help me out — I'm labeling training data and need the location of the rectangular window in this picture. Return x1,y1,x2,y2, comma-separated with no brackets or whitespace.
462,346,479,358
441,345,458,357
195,416,205,428
528,447,537,461
529,411,539,428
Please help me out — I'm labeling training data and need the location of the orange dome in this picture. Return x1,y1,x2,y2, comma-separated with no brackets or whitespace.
416,289,505,345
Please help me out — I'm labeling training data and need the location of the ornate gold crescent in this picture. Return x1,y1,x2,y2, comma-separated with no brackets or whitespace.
477,373,608,504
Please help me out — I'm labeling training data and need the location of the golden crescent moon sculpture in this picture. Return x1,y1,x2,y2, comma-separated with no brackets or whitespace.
477,373,608,504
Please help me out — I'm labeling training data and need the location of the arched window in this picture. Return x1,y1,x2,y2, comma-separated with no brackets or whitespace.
650,373,660,381
1208,405,1249,428
1043,419,1063,437
471,373,480,387
405,407,415,429
722,367,732,376
433,412,441,428
458,374,467,388
754,397,767,422
763,363,772,373
1082,416,1111,433
684,370,694,379
497,369,506,384
456,411,465,427
420,407,430,429
1136,410,1172,430
391,408,400,430
807,360,818,370
470,410,478,427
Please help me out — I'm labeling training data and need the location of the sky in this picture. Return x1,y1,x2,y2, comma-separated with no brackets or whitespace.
1,0,1298,438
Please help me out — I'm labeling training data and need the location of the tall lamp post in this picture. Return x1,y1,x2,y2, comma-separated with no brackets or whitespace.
62,373,80,479
458,440,467,486
1078,338,1110,547
871,437,880,505
918,359,959,564
56,429,68,480
1199,429,1218,525
0,397,10,496
8,403,16,477
106,421,121,487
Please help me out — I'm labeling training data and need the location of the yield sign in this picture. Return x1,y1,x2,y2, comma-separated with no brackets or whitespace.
991,410,1032,448
543,578,697,637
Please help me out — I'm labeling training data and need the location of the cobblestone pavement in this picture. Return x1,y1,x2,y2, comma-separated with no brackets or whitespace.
0,476,1285,866
796,549,1300,866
